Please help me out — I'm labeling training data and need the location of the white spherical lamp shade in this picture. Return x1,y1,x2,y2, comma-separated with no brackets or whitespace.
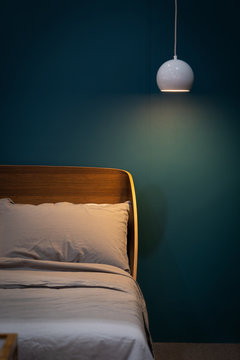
156,58,194,92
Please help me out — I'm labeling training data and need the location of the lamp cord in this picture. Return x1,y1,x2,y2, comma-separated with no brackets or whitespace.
174,0,177,59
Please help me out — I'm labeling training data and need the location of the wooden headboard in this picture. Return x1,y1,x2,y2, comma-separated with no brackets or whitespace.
0,165,138,279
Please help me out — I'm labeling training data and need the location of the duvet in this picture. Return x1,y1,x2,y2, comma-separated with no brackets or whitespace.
0,258,153,360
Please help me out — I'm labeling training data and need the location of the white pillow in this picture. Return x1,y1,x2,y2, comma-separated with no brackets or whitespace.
0,198,130,271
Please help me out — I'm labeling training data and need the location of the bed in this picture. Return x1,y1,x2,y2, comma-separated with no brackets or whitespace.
0,165,154,360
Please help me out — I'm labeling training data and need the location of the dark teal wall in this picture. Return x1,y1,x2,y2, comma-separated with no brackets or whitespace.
1,0,239,342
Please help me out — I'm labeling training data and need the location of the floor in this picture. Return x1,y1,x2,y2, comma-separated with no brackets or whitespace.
152,342,240,360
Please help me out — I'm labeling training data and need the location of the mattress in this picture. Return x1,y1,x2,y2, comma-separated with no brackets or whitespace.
0,258,154,360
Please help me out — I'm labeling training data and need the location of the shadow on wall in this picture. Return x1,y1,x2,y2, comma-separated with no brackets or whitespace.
137,185,168,256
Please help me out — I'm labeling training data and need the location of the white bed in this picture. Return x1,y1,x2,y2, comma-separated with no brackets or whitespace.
0,165,154,360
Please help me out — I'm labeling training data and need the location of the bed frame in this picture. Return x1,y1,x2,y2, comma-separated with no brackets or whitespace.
0,165,138,279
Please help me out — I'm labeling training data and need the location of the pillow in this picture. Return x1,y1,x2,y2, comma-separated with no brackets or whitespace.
0,198,130,271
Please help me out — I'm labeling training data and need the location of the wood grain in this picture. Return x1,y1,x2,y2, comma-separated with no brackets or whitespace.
0,165,138,279
0,334,18,360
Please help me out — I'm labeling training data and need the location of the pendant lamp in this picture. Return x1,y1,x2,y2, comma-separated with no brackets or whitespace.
156,0,194,92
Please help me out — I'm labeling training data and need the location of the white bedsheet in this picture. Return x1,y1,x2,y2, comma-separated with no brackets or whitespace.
0,258,153,360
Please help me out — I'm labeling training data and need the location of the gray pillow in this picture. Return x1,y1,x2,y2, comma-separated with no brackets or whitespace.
0,198,130,271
